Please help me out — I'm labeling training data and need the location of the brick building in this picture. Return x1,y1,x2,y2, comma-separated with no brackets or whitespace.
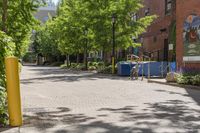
138,0,176,62
139,0,200,71
176,0,200,70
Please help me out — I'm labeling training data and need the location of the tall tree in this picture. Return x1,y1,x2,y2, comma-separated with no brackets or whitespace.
33,0,156,66
2,0,7,32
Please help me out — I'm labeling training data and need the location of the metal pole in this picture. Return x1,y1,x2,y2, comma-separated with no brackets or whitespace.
84,28,88,70
112,19,115,74
148,57,151,80
85,39,88,70
161,61,164,77
141,56,144,81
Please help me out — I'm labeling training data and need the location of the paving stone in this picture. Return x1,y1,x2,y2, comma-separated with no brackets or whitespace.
1,66,200,133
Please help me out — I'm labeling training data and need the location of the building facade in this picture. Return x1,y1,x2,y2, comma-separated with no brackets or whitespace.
139,0,200,71
138,0,176,62
34,1,56,23
176,0,200,70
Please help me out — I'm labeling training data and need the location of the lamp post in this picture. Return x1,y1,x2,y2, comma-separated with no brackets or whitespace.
84,27,88,70
112,14,116,74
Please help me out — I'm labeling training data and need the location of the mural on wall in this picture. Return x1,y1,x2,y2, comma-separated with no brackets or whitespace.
183,14,200,61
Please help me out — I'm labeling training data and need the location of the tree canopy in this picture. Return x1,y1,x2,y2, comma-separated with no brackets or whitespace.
0,0,42,57
34,0,156,62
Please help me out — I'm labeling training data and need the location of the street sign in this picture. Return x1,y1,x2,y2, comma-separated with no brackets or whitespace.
169,44,173,50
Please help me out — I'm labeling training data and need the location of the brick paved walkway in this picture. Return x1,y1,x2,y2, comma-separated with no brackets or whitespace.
1,66,200,133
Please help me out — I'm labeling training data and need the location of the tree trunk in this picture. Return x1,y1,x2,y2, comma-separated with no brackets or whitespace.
2,0,8,32
84,50,88,70
76,53,79,64
65,54,70,67
84,43,88,70
102,44,105,62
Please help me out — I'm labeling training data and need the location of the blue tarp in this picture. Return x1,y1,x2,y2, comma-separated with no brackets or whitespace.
118,61,176,76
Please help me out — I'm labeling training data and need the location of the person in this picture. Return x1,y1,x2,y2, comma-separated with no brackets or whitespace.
130,60,139,80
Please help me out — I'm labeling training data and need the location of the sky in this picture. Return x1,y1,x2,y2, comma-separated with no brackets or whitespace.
52,0,59,4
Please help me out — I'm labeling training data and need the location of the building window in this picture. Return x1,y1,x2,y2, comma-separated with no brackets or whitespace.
145,8,150,16
165,0,172,15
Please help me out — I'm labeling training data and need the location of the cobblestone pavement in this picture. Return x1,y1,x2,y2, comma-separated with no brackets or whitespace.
1,66,200,133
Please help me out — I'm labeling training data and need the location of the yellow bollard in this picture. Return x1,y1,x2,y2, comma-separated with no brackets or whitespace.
112,57,115,74
5,57,22,127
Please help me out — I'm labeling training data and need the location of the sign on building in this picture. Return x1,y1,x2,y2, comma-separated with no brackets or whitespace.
169,44,174,50
183,14,200,61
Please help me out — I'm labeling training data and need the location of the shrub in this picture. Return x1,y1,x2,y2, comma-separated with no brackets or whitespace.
97,62,105,67
50,62,63,66
177,74,191,85
76,64,85,70
0,31,15,126
98,65,117,74
176,73,200,86
60,64,69,69
22,52,36,63
88,66,97,71
88,62,93,66
0,84,8,126
71,63,78,69
192,75,200,86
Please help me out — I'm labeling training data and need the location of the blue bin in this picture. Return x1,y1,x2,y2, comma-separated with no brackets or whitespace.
118,62,136,76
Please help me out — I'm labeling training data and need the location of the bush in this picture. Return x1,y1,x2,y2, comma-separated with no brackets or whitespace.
0,31,15,126
88,66,97,71
0,84,8,126
22,52,36,63
88,62,93,66
98,65,117,74
60,64,69,69
76,64,85,70
50,62,63,66
176,73,200,86
71,63,78,69
192,75,200,86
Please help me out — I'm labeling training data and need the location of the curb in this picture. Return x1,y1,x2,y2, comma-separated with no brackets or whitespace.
148,79,200,90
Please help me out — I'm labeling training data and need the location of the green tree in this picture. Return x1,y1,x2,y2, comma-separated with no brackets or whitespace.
0,0,41,125
56,0,155,59
33,0,156,68
0,0,42,58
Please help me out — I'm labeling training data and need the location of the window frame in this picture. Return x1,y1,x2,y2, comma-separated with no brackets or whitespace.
165,0,172,15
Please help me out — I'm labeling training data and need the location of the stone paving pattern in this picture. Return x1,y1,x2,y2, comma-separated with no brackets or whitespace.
1,66,200,133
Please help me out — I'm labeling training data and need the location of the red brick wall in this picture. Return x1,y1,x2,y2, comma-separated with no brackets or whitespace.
176,0,200,70
140,0,175,61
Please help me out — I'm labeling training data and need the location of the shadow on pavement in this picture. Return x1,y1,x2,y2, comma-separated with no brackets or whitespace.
21,66,131,85
156,87,200,106
0,126,19,133
96,100,200,133
22,100,200,133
